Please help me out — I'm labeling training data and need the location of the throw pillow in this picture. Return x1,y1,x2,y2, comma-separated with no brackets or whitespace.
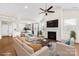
64,39,70,45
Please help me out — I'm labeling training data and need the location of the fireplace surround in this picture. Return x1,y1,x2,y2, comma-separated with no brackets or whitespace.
48,31,56,41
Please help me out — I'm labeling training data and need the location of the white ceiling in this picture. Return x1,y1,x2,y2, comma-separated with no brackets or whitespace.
0,3,79,22
0,3,45,20
53,3,79,9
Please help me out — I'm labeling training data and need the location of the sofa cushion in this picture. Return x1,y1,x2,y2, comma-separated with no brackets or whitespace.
15,38,23,46
56,42,75,56
15,36,42,53
20,37,28,41
22,43,34,54
19,37,42,52
13,38,31,56
31,46,49,56
15,38,34,54
20,37,32,45
28,44,42,52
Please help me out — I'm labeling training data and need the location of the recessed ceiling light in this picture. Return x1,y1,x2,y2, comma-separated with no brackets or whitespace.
25,6,28,8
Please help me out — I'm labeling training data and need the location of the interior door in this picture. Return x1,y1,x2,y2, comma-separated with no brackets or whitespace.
1,23,13,36
1,24,9,36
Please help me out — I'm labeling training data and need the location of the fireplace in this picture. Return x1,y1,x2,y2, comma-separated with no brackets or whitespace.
48,32,56,41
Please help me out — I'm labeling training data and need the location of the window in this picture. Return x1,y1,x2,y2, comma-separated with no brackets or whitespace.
64,19,76,26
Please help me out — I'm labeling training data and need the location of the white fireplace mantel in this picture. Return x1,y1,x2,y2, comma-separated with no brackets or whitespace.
46,28,60,41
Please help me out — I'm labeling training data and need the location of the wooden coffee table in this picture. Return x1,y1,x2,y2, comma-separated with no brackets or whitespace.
31,36,51,46
37,39,50,46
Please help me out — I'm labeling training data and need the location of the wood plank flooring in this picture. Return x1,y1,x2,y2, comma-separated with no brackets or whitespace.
0,36,16,56
0,36,79,56
74,43,79,56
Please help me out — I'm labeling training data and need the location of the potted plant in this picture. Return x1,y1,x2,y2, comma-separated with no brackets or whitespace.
70,30,76,43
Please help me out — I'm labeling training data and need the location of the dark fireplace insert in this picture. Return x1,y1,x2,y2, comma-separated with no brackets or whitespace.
48,32,56,41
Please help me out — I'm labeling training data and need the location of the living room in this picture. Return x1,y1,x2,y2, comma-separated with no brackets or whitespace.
0,3,79,56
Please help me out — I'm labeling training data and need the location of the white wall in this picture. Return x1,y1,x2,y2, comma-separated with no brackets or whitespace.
63,9,79,43
0,21,2,39
0,8,79,43
41,8,63,41
41,8,79,42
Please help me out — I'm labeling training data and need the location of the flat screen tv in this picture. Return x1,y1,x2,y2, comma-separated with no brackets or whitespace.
47,19,58,27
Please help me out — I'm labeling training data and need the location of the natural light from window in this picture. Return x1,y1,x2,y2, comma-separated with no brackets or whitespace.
64,18,77,26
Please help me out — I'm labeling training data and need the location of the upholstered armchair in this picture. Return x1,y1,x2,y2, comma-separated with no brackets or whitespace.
56,42,75,56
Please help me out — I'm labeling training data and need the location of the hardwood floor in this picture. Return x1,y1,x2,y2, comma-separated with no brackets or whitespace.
74,43,79,56
0,36,79,56
0,36,16,56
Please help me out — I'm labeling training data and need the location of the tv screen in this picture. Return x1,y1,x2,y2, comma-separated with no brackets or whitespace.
47,19,58,27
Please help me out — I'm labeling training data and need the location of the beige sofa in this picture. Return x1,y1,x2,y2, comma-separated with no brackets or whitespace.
56,42,75,56
13,37,49,56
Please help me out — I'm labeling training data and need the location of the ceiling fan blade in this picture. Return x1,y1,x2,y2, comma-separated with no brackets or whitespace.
40,8,45,11
48,11,55,13
39,12,45,14
47,6,53,11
